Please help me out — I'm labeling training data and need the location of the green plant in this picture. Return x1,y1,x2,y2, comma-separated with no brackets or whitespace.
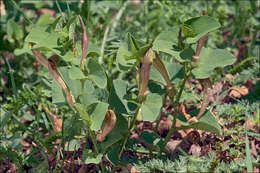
15,9,238,170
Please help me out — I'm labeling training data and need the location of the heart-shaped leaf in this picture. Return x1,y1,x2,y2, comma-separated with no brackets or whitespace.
25,26,61,50
184,16,221,44
177,110,222,136
116,41,135,71
152,26,180,57
68,66,86,80
141,93,162,122
86,58,107,88
192,47,236,79
88,102,109,131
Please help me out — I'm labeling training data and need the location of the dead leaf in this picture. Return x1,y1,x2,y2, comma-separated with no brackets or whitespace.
229,85,249,98
127,164,141,173
97,110,117,142
189,144,201,157
225,74,236,80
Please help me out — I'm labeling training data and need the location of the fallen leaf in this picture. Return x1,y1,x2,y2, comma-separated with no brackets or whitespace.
229,85,248,98
189,144,201,157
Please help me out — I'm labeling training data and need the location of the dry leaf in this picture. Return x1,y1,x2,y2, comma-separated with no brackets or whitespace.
189,144,201,157
97,110,117,142
127,164,141,173
229,85,249,98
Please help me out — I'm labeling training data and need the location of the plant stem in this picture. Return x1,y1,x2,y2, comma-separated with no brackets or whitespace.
5,58,17,100
118,107,140,159
160,64,190,155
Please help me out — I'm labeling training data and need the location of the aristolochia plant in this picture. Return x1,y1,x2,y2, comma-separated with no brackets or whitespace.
19,13,235,171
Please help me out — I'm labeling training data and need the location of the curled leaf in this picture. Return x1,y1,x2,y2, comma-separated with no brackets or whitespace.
96,110,117,142
32,50,75,107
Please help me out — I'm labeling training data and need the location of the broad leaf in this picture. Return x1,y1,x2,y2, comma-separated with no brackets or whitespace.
116,41,135,71
177,110,222,136
25,26,61,51
192,47,236,79
152,26,180,57
82,80,100,107
68,66,86,80
109,79,136,115
88,102,109,131
184,16,221,44
82,149,103,164
141,93,162,122
86,58,107,88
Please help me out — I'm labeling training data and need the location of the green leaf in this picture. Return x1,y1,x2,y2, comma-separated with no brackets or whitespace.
116,41,135,71
152,26,180,57
87,43,100,57
86,58,107,88
68,66,86,80
176,47,195,62
127,32,139,53
141,93,162,122
7,19,24,42
150,60,184,85
14,42,33,56
140,131,163,149
36,14,53,26
64,139,80,151
82,149,103,164
74,103,89,121
25,26,61,50
88,102,109,131
126,43,153,60
192,47,236,79
109,79,136,115
177,110,222,136
184,16,221,44
106,144,120,165
82,80,99,107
